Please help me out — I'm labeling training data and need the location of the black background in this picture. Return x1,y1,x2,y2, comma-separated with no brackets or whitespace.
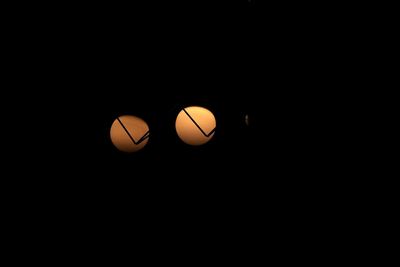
78,2,332,175
77,0,269,205
25,0,344,204
7,1,357,246
61,0,346,217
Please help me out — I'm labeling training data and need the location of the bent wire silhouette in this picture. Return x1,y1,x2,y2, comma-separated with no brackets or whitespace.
183,108,216,137
117,117,150,145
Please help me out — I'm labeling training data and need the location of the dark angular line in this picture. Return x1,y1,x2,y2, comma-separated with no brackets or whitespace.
137,131,150,144
183,108,216,137
117,117,150,145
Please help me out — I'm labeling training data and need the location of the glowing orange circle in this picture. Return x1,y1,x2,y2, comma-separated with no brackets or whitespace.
110,115,150,152
175,106,216,146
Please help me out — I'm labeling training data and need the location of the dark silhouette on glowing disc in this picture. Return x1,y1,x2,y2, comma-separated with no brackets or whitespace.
110,115,150,152
175,106,216,146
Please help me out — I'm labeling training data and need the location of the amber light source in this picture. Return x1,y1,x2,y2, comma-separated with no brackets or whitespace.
110,115,150,152
175,106,216,146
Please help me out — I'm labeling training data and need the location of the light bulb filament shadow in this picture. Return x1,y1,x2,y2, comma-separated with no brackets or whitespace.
117,117,150,145
183,108,216,137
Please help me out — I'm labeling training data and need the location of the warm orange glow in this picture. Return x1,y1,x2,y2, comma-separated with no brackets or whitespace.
110,115,150,152
175,106,216,146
